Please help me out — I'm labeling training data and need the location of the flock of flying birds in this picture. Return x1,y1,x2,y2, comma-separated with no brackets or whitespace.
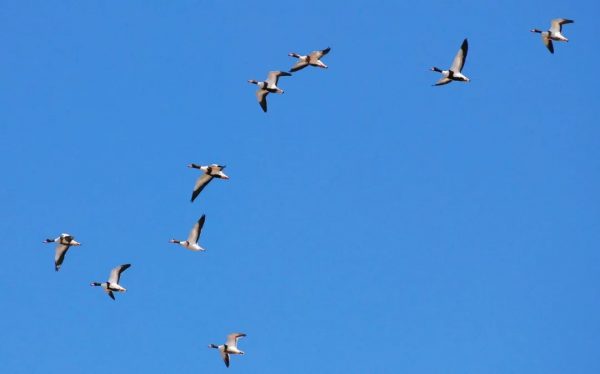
247,46,331,112
41,17,574,368
247,18,575,112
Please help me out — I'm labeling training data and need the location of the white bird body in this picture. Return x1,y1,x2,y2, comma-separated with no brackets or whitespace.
91,264,131,300
175,240,204,251
431,38,470,86
531,18,574,54
289,47,330,72
209,333,246,367
188,163,229,202
170,215,206,252
248,71,291,112
43,233,81,271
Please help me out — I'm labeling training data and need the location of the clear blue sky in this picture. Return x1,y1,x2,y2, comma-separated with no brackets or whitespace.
1,0,599,372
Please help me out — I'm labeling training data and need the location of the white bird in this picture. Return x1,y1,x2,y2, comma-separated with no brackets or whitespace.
90,264,131,300
288,47,331,72
248,71,292,112
188,163,229,202
43,233,81,271
209,333,247,368
170,215,206,251
431,38,470,86
531,18,574,54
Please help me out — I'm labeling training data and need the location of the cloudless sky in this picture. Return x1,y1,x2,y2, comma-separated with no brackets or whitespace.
1,0,599,372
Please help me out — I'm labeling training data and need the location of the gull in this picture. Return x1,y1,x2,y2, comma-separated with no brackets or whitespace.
188,163,229,202
248,71,291,112
90,264,131,300
209,333,246,368
43,233,81,271
169,215,206,251
431,38,470,86
531,18,574,54
288,47,331,72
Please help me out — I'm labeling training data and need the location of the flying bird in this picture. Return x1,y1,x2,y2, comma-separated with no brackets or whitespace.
43,233,81,271
248,71,292,112
90,264,131,300
531,18,574,54
209,333,247,368
169,215,207,251
188,163,229,202
288,47,331,72
431,38,470,86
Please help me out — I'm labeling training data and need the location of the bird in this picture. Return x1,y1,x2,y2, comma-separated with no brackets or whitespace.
248,71,292,112
430,38,470,86
209,333,247,368
531,18,574,54
169,215,206,251
90,264,131,300
43,233,81,271
188,163,229,203
288,47,331,72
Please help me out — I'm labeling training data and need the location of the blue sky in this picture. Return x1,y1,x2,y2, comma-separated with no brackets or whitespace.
1,0,599,372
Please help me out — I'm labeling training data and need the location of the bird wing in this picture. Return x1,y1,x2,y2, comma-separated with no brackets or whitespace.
187,215,206,243
434,77,452,86
107,291,115,300
542,34,554,53
220,349,230,367
226,332,246,347
191,174,213,202
310,47,331,60
550,18,574,33
266,71,291,85
108,264,131,284
450,39,468,72
290,60,309,72
256,89,269,112
54,244,70,271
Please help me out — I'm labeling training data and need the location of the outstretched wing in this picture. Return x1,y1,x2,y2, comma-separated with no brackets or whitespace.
290,60,309,72
450,39,468,72
266,71,291,86
54,244,70,271
108,264,131,284
107,291,115,300
187,215,206,244
256,89,269,112
542,34,554,53
434,77,452,86
191,174,213,202
550,18,574,33
220,349,230,367
226,332,246,347
310,47,331,60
